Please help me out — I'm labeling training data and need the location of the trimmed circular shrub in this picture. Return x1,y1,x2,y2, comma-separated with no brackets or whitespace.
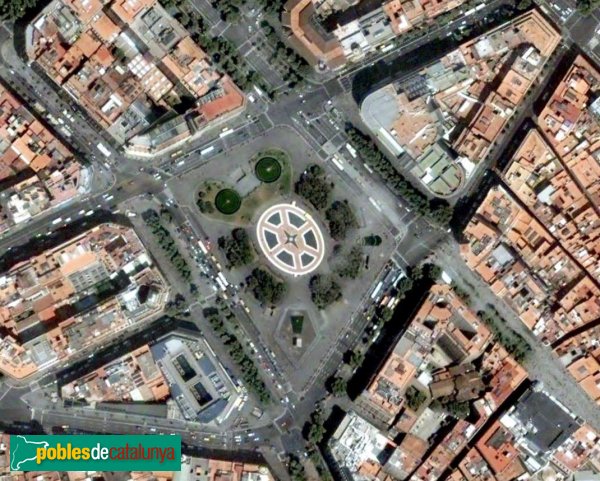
255,156,282,183
215,189,242,215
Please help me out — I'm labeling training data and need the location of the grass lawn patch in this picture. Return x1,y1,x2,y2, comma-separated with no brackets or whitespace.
255,156,282,183
215,189,242,215
197,149,292,225
291,315,304,334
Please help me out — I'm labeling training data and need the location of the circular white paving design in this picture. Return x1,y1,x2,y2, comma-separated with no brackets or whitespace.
256,203,325,276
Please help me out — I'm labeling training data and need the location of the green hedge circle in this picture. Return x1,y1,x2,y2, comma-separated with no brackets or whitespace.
255,156,282,183
215,189,241,215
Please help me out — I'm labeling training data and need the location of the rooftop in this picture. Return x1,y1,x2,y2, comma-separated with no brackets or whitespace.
512,389,579,454
26,0,245,155
150,334,241,425
61,344,169,402
0,83,88,234
0,223,169,379
461,54,600,364
355,283,527,474
360,9,560,192
283,0,467,70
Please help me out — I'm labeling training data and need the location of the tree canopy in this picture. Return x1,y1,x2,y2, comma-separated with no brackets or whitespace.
346,126,453,225
218,228,254,268
295,165,332,210
336,246,364,279
0,0,38,19
143,210,191,281
309,275,342,309
326,200,357,240
330,376,347,397
246,268,287,306
405,386,427,411
204,308,271,404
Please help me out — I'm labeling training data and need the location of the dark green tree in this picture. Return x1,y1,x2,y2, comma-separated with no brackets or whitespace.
295,165,332,210
309,275,342,309
218,228,254,267
364,234,382,246
405,386,427,411
288,456,307,481
326,200,357,240
246,268,287,306
306,410,326,445
0,0,38,19
331,376,347,397
346,126,453,225
348,350,364,369
336,246,364,279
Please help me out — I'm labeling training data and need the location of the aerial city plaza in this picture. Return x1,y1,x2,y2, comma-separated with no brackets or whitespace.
256,203,326,276
0,0,599,479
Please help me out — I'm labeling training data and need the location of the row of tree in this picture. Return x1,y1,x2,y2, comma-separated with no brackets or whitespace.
0,0,38,19
478,307,531,363
301,406,340,480
255,0,286,14
450,281,531,362
204,308,272,403
346,264,441,370
260,20,311,88
287,455,307,481
306,408,327,445
161,0,272,94
144,210,191,281
308,449,334,481
210,0,243,22
346,126,454,226
576,0,600,12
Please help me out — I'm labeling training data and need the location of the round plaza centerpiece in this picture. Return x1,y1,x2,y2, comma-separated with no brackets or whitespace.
214,188,242,215
255,156,282,183
256,202,325,276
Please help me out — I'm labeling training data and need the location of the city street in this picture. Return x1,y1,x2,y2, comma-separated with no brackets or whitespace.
434,243,600,431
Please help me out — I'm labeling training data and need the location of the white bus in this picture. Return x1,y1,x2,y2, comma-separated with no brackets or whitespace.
198,240,208,255
345,143,358,158
217,272,229,287
97,142,111,157
368,196,382,212
331,156,345,171
216,277,228,292
370,281,383,300
200,146,215,156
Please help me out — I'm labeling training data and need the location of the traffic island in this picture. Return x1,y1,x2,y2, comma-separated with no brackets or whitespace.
275,308,317,364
